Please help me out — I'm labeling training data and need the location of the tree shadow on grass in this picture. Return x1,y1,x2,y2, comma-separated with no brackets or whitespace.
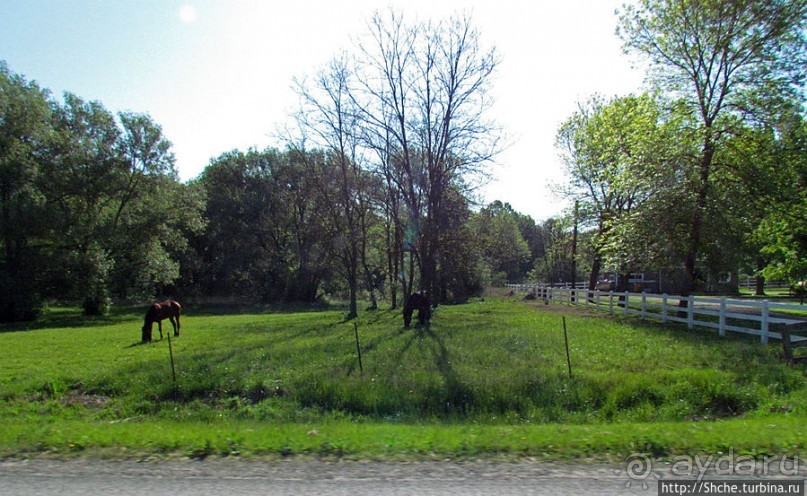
0,306,141,334
186,300,336,317
419,325,476,415
381,323,475,416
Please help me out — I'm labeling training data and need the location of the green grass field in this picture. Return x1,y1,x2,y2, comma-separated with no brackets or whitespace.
0,297,805,460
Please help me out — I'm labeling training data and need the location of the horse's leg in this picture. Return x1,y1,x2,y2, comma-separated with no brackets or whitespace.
169,315,179,337
175,312,180,336
158,320,163,340
420,302,431,325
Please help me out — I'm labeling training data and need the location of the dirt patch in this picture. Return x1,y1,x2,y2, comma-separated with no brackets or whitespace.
60,392,110,408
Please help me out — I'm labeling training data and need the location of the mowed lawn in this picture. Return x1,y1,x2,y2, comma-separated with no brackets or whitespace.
0,298,804,460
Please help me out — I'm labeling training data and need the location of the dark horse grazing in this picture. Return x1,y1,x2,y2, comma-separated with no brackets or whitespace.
403,290,431,328
141,300,181,343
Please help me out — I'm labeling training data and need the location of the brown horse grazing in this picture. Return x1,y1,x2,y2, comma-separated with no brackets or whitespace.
403,290,431,328
141,300,181,343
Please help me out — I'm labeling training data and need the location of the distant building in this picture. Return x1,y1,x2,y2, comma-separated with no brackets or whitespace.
597,267,739,295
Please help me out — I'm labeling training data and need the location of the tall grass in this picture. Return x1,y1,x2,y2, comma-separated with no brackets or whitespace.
0,298,804,458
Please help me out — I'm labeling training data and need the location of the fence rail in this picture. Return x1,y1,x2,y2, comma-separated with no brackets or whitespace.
507,284,807,345
738,278,790,291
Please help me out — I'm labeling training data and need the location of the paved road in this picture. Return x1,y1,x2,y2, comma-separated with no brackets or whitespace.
0,459,657,495
2,458,804,495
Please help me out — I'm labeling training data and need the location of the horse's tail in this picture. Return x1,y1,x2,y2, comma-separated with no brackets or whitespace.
174,300,182,336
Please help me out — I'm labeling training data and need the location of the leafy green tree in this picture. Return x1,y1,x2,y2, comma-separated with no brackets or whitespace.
109,174,204,299
511,209,543,272
0,62,51,321
746,113,807,287
556,94,666,290
529,215,576,285
435,187,487,301
197,149,285,299
197,148,333,303
42,94,193,311
107,112,199,299
0,63,201,315
469,201,531,285
618,0,807,296
45,93,122,314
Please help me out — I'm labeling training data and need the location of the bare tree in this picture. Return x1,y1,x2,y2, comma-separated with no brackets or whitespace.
292,54,369,319
354,9,502,303
354,11,422,303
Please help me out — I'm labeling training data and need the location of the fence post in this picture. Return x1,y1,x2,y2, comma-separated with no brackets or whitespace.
166,330,177,389
354,322,364,373
687,296,694,329
562,316,572,379
719,298,727,337
661,294,668,324
761,300,770,344
609,291,614,313
623,292,629,316
641,292,647,319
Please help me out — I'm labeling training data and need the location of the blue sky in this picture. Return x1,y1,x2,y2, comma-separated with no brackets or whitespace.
0,0,644,220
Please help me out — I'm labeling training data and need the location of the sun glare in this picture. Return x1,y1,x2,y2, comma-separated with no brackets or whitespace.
179,5,198,23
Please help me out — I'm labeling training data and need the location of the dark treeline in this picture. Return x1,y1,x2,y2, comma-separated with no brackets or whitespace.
0,61,206,321
188,149,550,309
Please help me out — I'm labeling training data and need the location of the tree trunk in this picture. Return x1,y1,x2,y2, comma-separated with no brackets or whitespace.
385,215,400,309
754,257,766,296
571,201,578,289
679,130,715,314
588,254,602,291
616,271,631,307
420,234,438,305
682,132,715,293
389,247,398,310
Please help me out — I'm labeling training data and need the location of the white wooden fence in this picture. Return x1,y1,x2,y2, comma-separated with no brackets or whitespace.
738,278,790,291
507,284,807,345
